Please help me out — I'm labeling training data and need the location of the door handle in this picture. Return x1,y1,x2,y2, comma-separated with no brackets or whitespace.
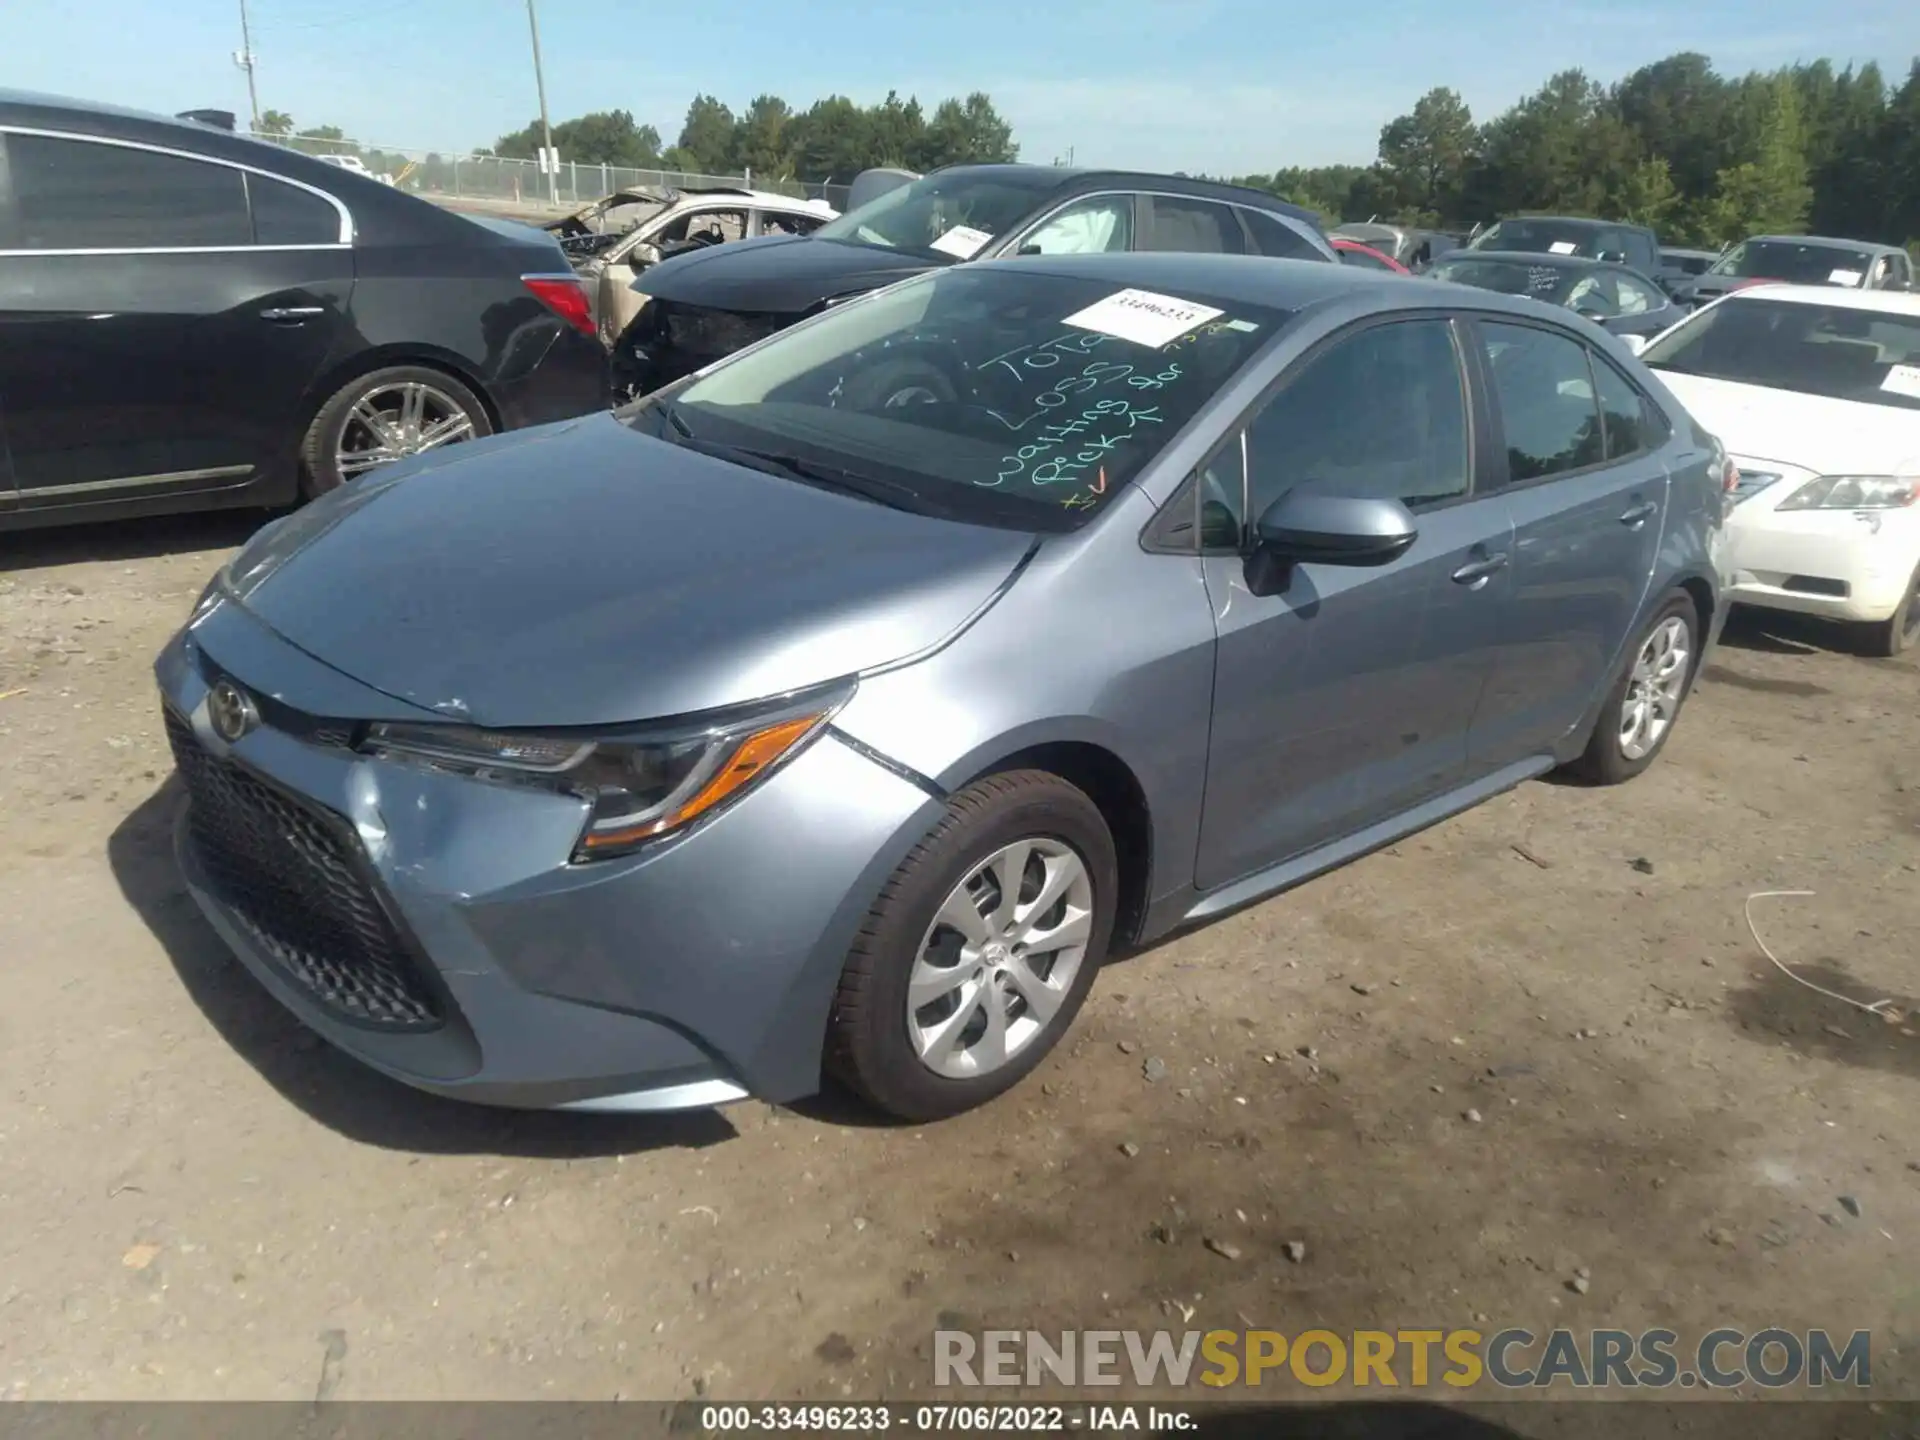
1451,552,1509,588
1619,500,1659,527
258,305,326,322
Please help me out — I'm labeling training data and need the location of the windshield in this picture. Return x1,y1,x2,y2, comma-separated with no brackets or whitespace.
630,267,1289,531
1707,239,1875,286
812,171,1059,260
1642,296,1920,410
1428,257,1574,303
1468,218,1603,258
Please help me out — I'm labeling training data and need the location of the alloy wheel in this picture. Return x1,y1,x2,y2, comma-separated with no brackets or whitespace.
907,839,1095,1079
1619,615,1691,760
335,380,477,480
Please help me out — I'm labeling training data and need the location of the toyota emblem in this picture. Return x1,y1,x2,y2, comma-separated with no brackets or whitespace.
207,679,259,743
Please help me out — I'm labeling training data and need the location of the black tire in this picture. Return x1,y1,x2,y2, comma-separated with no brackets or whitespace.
1566,590,1701,785
826,770,1118,1121
300,365,491,496
1858,559,1920,658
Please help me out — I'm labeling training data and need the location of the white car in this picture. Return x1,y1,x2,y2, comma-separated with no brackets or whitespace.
314,153,395,185
1641,284,1920,655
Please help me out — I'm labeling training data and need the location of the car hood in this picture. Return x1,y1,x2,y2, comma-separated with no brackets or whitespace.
1656,372,1920,475
636,233,941,314
221,415,1033,729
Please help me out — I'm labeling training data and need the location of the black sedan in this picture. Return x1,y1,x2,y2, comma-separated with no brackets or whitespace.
612,163,1336,395
0,91,607,532
1425,251,1680,344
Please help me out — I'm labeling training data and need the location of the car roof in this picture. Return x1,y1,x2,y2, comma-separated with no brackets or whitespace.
966,249,1583,323
1743,234,1898,256
923,161,1323,228
1715,283,1920,317
1439,249,1602,270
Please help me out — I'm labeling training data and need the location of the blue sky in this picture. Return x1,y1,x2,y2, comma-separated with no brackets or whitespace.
3,0,1913,173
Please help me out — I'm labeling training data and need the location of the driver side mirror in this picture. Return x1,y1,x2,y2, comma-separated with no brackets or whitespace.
1245,490,1418,593
628,242,663,272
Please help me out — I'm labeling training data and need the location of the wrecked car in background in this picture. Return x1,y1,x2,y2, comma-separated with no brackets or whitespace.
549,186,839,346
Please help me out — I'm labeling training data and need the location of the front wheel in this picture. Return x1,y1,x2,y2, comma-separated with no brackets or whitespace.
826,771,1117,1121
301,366,491,495
1859,559,1920,658
1566,592,1699,785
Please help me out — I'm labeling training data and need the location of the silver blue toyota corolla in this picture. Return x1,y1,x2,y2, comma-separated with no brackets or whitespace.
157,252,1728,1121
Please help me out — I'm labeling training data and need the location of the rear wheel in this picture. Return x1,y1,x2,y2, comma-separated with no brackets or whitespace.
1566,592,1699,785
301,366,491,495
826,771,1116,1121
1859,560,1920,658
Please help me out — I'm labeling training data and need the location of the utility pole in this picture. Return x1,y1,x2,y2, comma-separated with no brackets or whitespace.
525,0,558,204
234,0,261,133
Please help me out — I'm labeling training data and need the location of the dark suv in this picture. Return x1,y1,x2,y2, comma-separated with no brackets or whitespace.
1465,216,1662,278
615,164,1337,394
0,90,607,532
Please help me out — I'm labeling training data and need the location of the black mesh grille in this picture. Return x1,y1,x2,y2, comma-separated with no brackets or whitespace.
164,706,443,1030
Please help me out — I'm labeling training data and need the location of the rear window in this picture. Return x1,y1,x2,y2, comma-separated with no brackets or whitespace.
1429,257,1572,302
1643,296,1920,410
1468,218,1604,258
1708,239,1877,287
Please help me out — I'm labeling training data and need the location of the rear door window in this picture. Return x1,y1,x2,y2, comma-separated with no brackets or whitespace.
1240,207,1324,261
4,132,252,249
1478,321,1606,481
247,175,342,245
1142,196,1246,255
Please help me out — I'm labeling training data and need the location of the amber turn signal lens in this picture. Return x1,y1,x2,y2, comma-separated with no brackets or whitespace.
576,712,826,853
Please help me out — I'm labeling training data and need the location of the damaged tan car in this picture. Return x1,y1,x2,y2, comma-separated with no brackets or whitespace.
547,185,838,347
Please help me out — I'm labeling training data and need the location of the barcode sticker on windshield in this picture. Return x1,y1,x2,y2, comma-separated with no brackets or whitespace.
1062,289,1225,348
929,224,993,259
1881,364,1920,399
1549,241,1579,255
1829,269,1864,286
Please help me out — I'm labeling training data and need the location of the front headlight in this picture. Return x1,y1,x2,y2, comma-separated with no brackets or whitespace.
360,685,850,861
1776,475,1920,511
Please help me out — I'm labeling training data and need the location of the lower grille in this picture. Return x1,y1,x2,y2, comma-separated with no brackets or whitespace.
164,706,443,1030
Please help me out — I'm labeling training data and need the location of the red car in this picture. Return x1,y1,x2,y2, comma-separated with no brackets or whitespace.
1331,237,1411,274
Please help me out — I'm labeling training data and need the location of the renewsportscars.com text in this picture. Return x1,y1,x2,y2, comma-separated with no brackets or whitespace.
933,1328,1871,1390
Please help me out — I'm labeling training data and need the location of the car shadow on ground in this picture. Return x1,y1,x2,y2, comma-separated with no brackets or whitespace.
0,509,273,574
1717,605,1879,659
107,780,737,1158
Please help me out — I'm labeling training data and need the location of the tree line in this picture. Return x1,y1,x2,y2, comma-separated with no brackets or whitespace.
1229,53,1920,248
488,91,1019,181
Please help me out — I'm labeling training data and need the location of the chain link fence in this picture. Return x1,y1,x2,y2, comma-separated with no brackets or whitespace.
245,133,852,213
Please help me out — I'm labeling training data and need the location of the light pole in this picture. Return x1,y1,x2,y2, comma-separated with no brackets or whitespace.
525,0,558,204
234,0,261,133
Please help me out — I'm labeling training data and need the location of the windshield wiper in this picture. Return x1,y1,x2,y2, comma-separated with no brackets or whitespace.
725,446,929,513
654,402,927,514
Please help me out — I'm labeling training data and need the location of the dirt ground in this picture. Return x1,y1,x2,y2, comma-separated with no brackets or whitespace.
2,509,1916,1415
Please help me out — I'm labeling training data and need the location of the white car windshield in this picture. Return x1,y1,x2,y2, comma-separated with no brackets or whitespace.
812,172,1061,260
1642,296,1920,410
628,267,1288,531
